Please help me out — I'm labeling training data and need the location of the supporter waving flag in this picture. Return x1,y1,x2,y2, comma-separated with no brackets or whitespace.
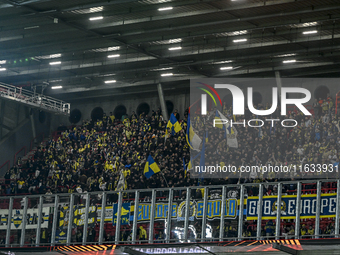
144,155,161,179
214,110,227,137
116,171,127,191
186,110,202,151
215,110,238,148
186,159,193,178
166,113,182,136
183,157,192,178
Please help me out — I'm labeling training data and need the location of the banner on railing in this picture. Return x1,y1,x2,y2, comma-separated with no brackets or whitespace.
59,205,118,227
0,208,50,230
246,193,337,220
96,206,113,222
59,205,97,227
137,203,177,222
113,203,131,225
136,199,237,222
55,229,67,244
57,198,238,225
196,199,237,219
73,206,97,227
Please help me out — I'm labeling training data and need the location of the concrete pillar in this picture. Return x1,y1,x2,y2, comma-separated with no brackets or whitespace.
157,83,168,121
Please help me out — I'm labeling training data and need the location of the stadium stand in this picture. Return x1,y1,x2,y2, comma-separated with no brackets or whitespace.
0,92,339,246
2,94,338,195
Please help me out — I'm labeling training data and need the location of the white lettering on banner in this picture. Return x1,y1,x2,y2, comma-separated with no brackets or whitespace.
0,208,50,230
263,201,271,215
288,200,295,215
137,246,211,254
321,198,328,213
246,194,338,220
329,198,336,213
311,199,317,214
249,201,257,216
303,199,311,215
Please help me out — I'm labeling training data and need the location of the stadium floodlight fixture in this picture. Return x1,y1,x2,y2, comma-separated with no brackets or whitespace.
233,38,247,43
24,26,39,30
105,80,116,84
108,54,120,58
49,61,61,65
161,73,173,76
169,47,182,51
303,30,318,35
158,7,173,11
283,59,296,63
0,68,6,71
51,86,62,89
220,66,233,70
89,16,103,21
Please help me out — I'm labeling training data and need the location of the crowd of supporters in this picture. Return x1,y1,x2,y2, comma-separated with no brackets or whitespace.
0,93,340,245
1,93,340,196
2,108,191,196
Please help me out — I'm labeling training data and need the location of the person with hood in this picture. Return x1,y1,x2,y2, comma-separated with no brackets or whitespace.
139,226,147,241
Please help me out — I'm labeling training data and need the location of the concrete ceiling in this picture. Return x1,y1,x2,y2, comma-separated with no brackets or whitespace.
1,0,340,101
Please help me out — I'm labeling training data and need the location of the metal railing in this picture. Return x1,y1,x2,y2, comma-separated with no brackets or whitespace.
0,82,70,115
0,160,10,175
13,146,26,166
0,179,339,247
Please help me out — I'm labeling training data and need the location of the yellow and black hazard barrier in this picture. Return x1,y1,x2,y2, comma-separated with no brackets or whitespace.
259,239,301,245
54,244,116,252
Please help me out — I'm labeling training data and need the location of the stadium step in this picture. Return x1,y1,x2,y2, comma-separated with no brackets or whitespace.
21,136,50,161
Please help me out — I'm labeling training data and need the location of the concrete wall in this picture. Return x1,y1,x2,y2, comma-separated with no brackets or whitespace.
0,106,70,176
67,78,340,125
69,91,190,123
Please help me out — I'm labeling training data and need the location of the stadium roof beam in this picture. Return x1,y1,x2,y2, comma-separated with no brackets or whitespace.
84,0,301,30
4,32,340,89
106,4,339,37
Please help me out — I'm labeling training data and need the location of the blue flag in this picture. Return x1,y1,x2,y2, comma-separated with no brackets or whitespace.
186,111,202,151
144,155,161,179
166,113,182,135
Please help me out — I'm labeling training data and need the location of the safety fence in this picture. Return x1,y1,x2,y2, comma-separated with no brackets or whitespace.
0,179,339,247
